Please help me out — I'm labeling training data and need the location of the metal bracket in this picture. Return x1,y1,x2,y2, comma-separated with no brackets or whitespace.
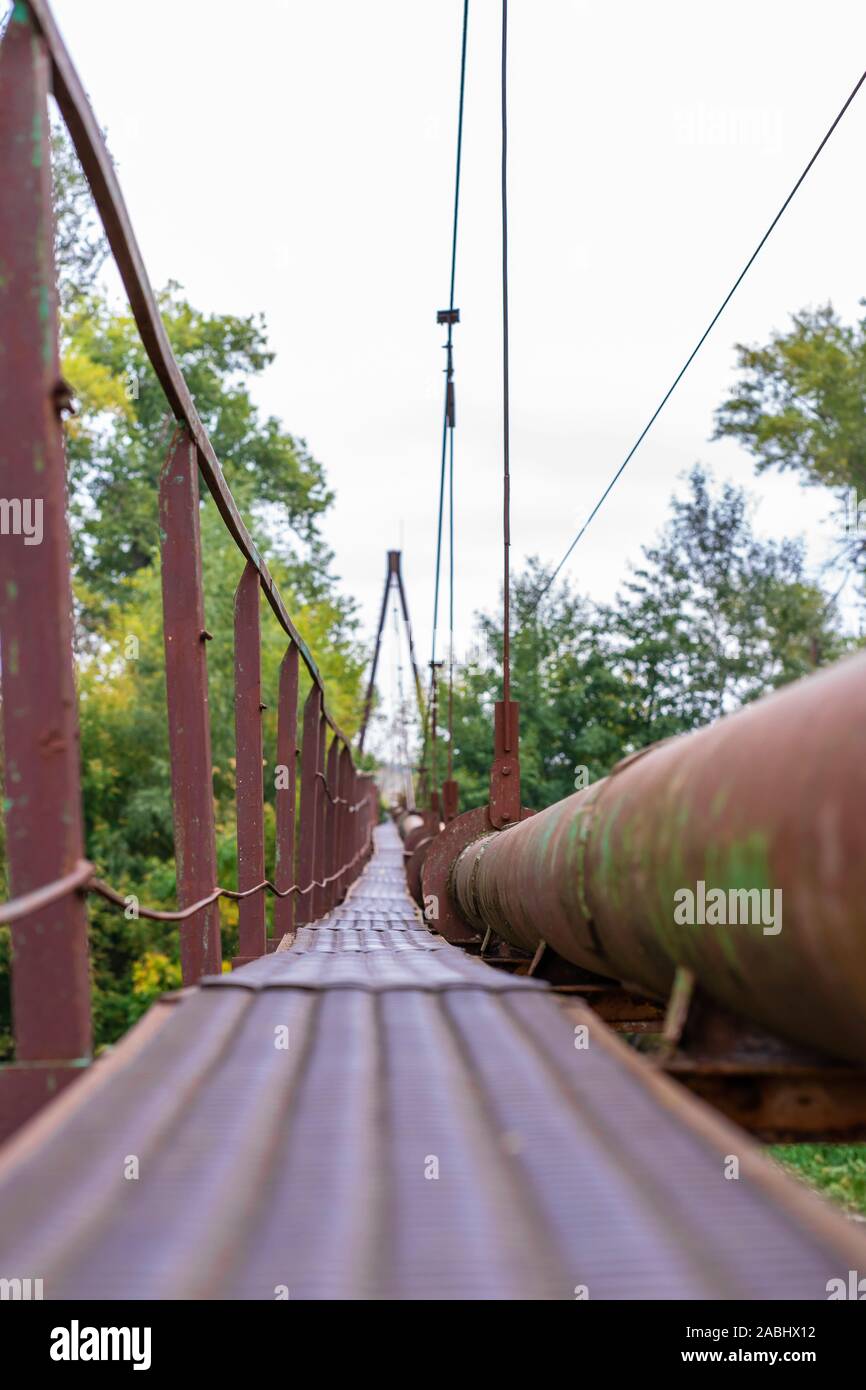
488,699,521,828
442,778,460,823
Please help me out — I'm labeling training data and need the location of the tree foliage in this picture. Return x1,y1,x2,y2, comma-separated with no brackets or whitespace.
0,122,365,1058
714,302,866,573
447,467,847,812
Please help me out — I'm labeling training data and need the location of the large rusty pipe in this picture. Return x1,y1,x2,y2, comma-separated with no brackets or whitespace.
452,652,866,1065
397,812,424,842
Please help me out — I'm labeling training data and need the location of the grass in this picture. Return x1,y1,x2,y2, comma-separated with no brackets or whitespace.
769,1144,866,1216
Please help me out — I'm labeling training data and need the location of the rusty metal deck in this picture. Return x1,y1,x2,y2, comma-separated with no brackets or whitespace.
0,823,863,1301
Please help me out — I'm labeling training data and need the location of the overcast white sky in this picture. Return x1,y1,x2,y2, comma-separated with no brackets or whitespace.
50,1,866,735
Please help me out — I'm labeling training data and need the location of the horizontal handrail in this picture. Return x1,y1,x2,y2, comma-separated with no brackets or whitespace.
0,827,376,930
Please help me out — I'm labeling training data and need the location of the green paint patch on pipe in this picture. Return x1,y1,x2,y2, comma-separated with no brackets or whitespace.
538,815,559,859
710,785,730,818
705,831,774,897
573,805,594,926
32,106,43,170
651,888,684,959
648,796,693,949
669,798,692,878
595,809,617,888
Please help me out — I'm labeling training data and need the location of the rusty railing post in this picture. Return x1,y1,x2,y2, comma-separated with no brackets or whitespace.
322,736,340,913
233,560,266,963
355,772,365,869
0,6,92,1133
312,710,328,918
336,742,352,899
442,779,460,823
159,431,221,981
367,778,379,860
273,643,299,942
296,686,322,926
346,769,358,874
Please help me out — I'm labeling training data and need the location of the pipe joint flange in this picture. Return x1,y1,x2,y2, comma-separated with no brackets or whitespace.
420,804,534,944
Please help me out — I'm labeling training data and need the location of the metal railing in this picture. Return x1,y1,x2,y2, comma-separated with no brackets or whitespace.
0,0,377,1132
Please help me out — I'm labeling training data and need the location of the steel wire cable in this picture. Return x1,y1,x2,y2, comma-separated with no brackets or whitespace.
500,0,511,709
426,0,469,784
527,63,866,617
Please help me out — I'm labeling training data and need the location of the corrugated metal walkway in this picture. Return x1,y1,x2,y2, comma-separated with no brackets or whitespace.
0,822,863,1300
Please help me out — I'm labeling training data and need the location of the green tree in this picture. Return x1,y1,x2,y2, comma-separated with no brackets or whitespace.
51,121,332,616
51,122,109,313
0,121,366,1057
63,285,333,612
448,560,629,810
714,302,866,573
613,465,846,731
448,468,846,814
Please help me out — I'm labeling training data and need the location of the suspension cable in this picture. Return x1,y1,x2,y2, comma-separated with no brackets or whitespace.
426,0,469,789
447,421,455,777
526,62,866,617
500,0,511,713
391,591,414,808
